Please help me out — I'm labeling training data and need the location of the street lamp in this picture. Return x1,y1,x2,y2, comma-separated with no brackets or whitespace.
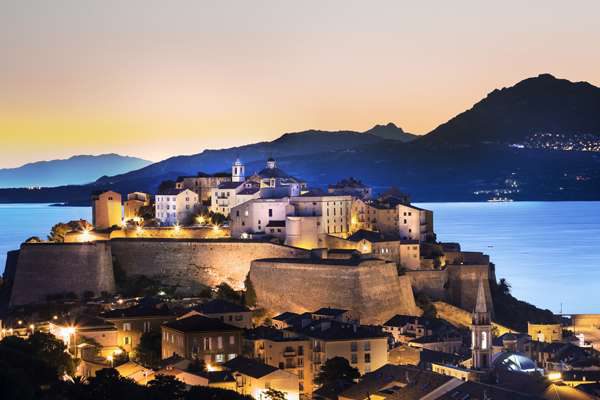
107,355,114,368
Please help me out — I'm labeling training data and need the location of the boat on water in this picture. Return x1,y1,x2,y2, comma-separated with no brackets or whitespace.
487,197,514,202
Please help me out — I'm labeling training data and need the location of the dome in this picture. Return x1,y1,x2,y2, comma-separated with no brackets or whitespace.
492,352,538,373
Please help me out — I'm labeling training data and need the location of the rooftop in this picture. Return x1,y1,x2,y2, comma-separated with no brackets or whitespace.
101,301,173,319
163,314,241,333
313,307,349,317
293,320,386,341
223,356,278,379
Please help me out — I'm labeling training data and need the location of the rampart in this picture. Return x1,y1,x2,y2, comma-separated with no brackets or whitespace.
406,263,493,313
249,257,420,324
109,239,310,292
9,241,116,306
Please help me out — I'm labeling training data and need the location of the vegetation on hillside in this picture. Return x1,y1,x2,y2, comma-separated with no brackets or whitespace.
491,277,558,332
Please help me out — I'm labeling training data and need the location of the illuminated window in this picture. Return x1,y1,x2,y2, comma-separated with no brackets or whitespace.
482,332,488,350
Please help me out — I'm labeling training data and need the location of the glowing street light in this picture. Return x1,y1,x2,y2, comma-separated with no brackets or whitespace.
81,228,91,242
29,324,35,333
212,224,220,233
107,354,114,367
136,226,143,235
174,224,181,234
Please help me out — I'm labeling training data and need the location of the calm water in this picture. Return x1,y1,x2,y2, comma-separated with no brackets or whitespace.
417,201,600,314
0,204,91,273
1,202,598,313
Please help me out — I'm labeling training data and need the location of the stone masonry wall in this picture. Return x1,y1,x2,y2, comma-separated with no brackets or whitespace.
110,239,310,293
249,259,420,324
10,242,116,306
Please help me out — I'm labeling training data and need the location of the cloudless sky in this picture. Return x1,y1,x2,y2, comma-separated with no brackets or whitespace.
1,0,599,168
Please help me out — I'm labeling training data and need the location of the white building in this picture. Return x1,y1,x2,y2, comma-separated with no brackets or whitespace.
247,158,307,197
210,159,260,217
155,188,199,226
230,198,295,240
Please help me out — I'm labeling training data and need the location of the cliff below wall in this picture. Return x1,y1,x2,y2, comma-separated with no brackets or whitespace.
9,242,116,306
110,239,310,293
249,258,420,324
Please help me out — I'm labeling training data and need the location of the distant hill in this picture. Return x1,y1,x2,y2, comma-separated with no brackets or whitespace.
422,73,600,147
1,74,599,204
364,122,417,142
0,154,152,188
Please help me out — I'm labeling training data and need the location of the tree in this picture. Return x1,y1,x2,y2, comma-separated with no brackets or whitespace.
136,204,155,221
135,331,161,369
87,368,145,400
264,388,287,400
185,386,254,400
498,278,511,295
215,282,242,304
147,375,186,400
315,357,360,388
415,292,437,319
157,180,175,193
48,219,92,242
243,274,256,307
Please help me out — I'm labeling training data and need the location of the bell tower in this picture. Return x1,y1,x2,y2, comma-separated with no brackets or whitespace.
232,157,245,182
471,278,492,370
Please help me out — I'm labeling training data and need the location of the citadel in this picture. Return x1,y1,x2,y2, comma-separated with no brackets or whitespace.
6,157,493,322
3,158,600,400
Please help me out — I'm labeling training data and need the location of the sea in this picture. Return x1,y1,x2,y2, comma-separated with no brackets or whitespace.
0,202,599,314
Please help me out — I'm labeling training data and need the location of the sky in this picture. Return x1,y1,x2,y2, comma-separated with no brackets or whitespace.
1,0,599,168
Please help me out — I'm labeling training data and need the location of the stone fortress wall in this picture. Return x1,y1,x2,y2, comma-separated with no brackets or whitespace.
7,239,494,320
109,238,310,292
249,258,420,324
9,241,116,306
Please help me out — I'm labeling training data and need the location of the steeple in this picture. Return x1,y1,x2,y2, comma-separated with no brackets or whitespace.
232,157,245,182
471,277,492,370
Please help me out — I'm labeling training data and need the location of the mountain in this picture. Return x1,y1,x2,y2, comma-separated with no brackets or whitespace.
364,122,417,142
0,154,152,188
423,73,600,147
1,74,599,204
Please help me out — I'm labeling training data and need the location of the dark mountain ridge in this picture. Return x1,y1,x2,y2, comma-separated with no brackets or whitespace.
1,74,599,204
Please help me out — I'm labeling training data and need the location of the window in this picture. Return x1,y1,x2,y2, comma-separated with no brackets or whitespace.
351,353,357,364
350,342,357,352
143,321,151,333
228,353,236,360
482,332,488,350
364,341,371,351
124,336,131,345
268,209,273,217
229,335,235,345
364,353,371,363
123,323,131,331
215,354,225,363
298,346,303,355
236,210,240,217
217,336,223,349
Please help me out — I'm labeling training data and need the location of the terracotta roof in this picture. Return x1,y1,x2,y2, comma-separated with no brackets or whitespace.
223,356,278,379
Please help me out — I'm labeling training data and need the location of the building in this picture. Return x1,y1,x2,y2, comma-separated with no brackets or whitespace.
101,299,175,355
245,326,313,396
471,279,493,371
92,190,122,229
327,177,372,199
290,319,388,376
210,181,260,217
155,188,199,226
181,299,253,329
528,322,563,343
383,315,458,346
247,158,307,197
230,197,295,239
175,172,232,204
223,356,300,400
351,198,434,242
161,314,243,366
124,192,150,221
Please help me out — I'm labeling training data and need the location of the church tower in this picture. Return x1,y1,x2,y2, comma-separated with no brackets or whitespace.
471,278,492,370
232,158,245,182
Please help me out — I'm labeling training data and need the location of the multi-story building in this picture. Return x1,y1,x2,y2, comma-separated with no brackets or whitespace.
327,177,372,199
230,197,295,240
180,299,253,329
91,190,122,229
124,192,150,221
245,327,313,396
290,319,388,376
155,188,199,226
175,172,232,204
210,181,260,217
101,300,175,355
161,314,243,366
352,198,434,242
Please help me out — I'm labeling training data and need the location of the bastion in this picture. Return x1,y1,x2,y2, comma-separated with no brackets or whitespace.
109,238,310,292
9,241,116,306
249,256,421,324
